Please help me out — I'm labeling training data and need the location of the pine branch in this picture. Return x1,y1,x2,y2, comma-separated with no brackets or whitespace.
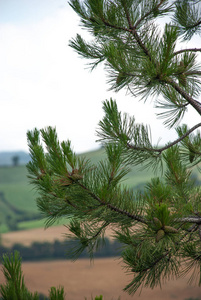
129,27,152,62
173,0,201,40
174,48,201,56
185,71,201,76
165,77,201,115
98,98,201,157
121,1,133,29
100,19,130,33
120,2,153,62
77,181,147,224
127,122,201,154
121,7,201,110
89,221,109,240
134,0,168,28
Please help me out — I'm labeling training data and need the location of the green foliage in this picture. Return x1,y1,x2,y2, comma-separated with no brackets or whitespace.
84,296,121,300
94,296,103,300
85,296,103,300
0,166,40,232
0,251,39,300
49,287,65,300
26,0,201,296
0,251,65,300
173,0,201,40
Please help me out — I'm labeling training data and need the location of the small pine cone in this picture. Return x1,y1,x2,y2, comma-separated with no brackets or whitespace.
70,169,83,180
156,229,165,243
164,226,178,234
153,217,162,229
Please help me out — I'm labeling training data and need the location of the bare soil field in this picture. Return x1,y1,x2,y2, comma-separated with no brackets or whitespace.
0,258,200,300
1,225,68,247
1,227,201,299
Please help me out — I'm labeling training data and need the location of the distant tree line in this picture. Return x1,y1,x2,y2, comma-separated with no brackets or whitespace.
0,238,121,262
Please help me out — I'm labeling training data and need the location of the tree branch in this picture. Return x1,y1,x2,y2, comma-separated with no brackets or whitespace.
165,77,201,115
88,221,110,240
134,0,166,29
121,2,153,62
174,48,201,56
126,122,201,154
100,18,130,33
59,175,147,223
186,19,201,30
121,1,133,29
106,202,147,224
77,182,147,224
130,27,153,61
118,6,201,116
176,216,201,224
185,71,201,76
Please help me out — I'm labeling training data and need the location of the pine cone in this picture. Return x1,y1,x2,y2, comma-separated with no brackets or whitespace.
153,217,162,229
164,226,178,233
156,229,165,243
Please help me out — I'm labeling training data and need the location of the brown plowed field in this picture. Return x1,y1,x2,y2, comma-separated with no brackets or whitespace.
1,225,69,247
1,226,201,299
0,258,201,300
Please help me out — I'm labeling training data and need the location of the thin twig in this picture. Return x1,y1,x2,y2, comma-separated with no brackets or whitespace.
126,122,201,154
174,48,201,56
121,2,153,62
77,182,148,224
134,0,166,29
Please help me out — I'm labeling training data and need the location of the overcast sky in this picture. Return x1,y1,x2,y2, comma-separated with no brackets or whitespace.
0,0,201,154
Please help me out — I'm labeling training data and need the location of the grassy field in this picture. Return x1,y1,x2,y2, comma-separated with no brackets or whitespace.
0,165,38,232
0,147,200,233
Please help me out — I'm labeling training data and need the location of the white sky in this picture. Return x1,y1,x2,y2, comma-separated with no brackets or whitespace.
0,0,201,153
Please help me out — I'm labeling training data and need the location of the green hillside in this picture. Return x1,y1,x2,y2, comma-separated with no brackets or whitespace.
0,165,41,233
0,148,200,234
